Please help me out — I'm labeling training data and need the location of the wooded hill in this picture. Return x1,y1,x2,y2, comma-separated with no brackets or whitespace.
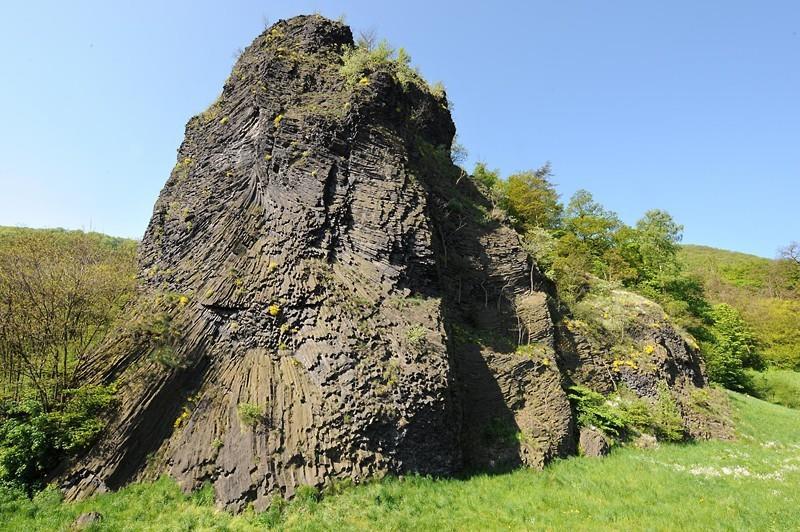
680,245,800,369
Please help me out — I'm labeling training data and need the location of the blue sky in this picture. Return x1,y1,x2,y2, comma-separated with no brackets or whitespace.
1,1,797,257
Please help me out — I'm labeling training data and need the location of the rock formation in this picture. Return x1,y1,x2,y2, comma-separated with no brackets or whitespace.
60,15,728,510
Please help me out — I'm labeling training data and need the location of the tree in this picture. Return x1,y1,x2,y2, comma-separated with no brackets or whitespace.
780,241,800,265
550,233,593,303
705,303,762,391
624,209,685,296
776,242,800,297
634,209,683,279
472,162,500,190
0,229,135,410
562,190,622,278
471,162,505,210
450,134,468,166
504,163,562,231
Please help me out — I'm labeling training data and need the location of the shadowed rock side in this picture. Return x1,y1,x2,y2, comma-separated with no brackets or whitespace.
60,15,726,511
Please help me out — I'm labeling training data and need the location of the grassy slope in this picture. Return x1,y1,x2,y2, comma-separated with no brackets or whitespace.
749,369,800,410
2,392,798,531
680,244,800,368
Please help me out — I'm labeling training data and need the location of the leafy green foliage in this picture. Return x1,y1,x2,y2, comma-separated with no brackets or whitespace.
568,384,684,442
0,385,115,491
471,162,499,190
704,304,762,391
568,385,629,438
406,325,427,346
503,164,562,231
0,227,135,409
237,403,264,428
632,209,684,284
680,245,800,369
562,189,622,269
340,39,441,99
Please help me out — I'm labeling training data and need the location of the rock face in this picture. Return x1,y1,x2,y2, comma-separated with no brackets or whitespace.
60,15,723,510
579,427,610,457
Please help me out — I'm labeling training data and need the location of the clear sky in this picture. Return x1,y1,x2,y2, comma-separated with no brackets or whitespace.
1,1,797,257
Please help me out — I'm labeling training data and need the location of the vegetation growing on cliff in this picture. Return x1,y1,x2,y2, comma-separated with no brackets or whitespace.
340,35,445,100
568,383,684,442
466,162,798,392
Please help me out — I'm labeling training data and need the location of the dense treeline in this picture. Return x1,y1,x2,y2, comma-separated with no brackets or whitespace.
468,162,799,391
0,227,136,491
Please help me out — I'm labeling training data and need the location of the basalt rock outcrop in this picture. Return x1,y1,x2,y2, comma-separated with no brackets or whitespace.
60,15,724,510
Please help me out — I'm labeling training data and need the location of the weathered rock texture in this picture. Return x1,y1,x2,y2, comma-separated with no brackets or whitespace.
60,15,726,510
579,427,611,457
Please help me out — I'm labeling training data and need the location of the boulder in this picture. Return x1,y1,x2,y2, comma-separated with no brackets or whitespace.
71,512,102,530
579,427,611,457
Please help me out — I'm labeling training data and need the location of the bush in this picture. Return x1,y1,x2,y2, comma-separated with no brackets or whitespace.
237,403,264,428
650,382,685,441
340,40,435,97
568,385,629,438
406,326,427,346
0,385,115,491
705,303,762,391
568,383,684,443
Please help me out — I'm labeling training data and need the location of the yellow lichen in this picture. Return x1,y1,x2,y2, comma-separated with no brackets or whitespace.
268,304,281,317
173,408,190,429
273,114,284,127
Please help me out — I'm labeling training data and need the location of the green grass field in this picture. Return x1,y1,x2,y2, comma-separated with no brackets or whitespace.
1,390,798,531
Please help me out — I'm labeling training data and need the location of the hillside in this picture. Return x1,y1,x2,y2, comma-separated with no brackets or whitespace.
2,391,797,530
680,245,800,368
